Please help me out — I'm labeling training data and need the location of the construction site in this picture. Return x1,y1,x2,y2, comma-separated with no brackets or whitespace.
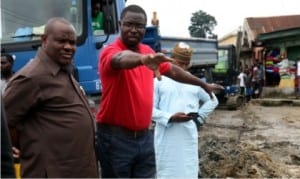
199,100,300,178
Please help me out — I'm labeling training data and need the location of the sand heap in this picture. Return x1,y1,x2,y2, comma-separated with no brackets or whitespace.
199,135,292,178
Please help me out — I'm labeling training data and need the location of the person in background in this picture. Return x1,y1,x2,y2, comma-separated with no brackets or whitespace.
3,17,98,178
92,0,104,35
244,67,253,102
1,53,21,178
258,62,264,95
96,4,223,178
237,68,247,96
151,11,159,26
1,53,15,94
1,100,16,178
252,60,260,98
152,42,219,178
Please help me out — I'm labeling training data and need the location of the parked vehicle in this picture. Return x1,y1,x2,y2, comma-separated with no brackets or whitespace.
1,0,241,109
157,36,244,109
159,36,218,83
1,0,126,100
212,45,244,109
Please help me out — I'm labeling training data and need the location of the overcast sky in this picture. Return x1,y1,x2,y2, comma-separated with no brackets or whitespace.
126,0,300,38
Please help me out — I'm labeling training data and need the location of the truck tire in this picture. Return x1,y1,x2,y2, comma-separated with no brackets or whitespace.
226,95,244,110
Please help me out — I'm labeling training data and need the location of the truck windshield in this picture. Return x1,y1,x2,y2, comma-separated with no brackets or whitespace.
1,0,83,44
214,49,229,73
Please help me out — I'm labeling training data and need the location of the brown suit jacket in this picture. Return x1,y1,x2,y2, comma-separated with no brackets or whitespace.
4,48,98,178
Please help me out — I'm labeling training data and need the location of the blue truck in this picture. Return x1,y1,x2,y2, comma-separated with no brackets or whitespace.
1,0,240,109
1,0,160,100
1,0,128,95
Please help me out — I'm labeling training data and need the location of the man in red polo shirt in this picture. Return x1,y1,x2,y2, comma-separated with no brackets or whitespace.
96,4,223,178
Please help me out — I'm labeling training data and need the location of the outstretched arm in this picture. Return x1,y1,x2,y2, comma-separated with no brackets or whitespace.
164,64,224,98
111,50,173,80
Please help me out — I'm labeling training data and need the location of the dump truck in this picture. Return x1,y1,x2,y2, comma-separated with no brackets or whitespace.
159,36,218,82
155,37,243,109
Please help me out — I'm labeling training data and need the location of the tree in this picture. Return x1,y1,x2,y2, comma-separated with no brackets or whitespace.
188,10,217,38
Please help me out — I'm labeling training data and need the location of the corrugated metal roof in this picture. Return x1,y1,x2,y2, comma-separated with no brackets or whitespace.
246,14,300,38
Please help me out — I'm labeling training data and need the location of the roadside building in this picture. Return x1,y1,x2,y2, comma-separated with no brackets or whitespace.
240,14,300,96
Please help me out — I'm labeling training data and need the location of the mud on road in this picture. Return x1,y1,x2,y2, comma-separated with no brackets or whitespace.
199,103,300,178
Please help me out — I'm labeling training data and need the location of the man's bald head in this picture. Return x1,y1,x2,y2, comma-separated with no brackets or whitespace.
44,17,76,35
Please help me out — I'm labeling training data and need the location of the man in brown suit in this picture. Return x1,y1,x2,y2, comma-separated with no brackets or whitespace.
3,17,98,178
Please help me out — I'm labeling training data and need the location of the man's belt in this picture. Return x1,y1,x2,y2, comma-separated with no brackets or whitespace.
97,123,149,138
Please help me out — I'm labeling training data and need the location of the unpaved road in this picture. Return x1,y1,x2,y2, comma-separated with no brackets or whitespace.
199,103,300,178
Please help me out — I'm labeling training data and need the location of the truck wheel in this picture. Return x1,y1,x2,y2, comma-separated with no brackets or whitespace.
226,95,244,110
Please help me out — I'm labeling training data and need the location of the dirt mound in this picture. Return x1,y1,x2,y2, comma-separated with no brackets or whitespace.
199,135,292,178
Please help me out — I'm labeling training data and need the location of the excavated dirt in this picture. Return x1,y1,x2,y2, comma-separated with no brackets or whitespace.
199,103,300,178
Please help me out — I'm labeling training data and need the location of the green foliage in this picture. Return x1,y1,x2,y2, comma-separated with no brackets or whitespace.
188,10,217,38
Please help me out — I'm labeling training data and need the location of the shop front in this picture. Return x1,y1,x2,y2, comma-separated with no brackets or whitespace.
257,27,300,93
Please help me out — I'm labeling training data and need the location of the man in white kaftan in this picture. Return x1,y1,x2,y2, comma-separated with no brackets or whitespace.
152,42,219,178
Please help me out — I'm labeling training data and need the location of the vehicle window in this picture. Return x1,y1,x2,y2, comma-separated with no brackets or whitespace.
216,49,229,70
1,0,83,44
92,0,104,35
91,0,120,36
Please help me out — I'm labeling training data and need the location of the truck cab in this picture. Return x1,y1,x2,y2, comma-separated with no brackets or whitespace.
213,45,243,109
1,0,125,95
213,44,238,85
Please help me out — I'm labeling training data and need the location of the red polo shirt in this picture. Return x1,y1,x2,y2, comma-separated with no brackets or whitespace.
96,38,171,130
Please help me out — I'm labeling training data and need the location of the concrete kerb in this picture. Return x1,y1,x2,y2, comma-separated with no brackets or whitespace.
251,98,300,106
252,87,300,106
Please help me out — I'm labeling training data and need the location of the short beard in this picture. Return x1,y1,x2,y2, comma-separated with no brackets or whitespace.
1,69,13,78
